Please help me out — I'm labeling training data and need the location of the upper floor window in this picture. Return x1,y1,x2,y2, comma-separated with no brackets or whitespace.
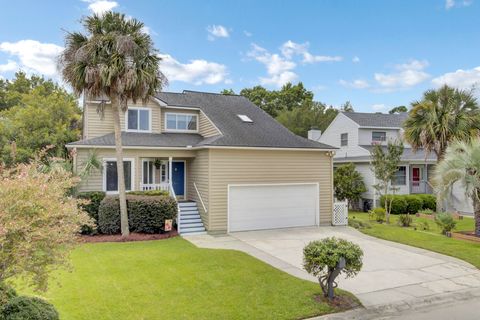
340,133,348,146
392,166,406,186
127,107,151,132
372,131,386,142
165,113,198,132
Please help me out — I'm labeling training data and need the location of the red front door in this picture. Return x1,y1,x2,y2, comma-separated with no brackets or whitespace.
412,167,420,186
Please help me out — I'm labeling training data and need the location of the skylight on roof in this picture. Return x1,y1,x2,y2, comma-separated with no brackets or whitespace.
237,114,253,123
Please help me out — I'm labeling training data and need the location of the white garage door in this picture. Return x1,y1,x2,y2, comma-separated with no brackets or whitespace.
228,183,319,232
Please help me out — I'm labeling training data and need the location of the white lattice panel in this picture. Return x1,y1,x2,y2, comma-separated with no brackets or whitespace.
332,202,348,226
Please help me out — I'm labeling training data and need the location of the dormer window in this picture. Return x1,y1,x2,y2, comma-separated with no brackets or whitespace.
237,114,253,123
165,113,198,132
127,107,151,132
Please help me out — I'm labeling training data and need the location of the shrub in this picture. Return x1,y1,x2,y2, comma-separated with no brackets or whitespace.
418,208,434,215
417,194,436,211
404,195,423,215
435,212,457,235
380,195,408,215
418,221,430,231
98,195,178,234
348,219,371,230
77,191,106,234
1,296,59,320
303,237,363,299
0,283,17,307
398,214,413,227
371,207,386,223
127,190,169,196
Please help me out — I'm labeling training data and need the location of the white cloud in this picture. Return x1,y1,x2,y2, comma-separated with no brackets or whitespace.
352,56,360,63
158,53,229,85
0,40,63,77
372,104,386,111
83,0,118,14
247,43,297,87
243,30,253,37
374,59,430,89
339,79,369,89
432,66,480,89
280,40,342,64
206,25,230,41
445,0,473,9
0,60,18,73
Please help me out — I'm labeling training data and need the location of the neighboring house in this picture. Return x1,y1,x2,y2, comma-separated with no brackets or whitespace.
67,90,336,234
314,112,437,210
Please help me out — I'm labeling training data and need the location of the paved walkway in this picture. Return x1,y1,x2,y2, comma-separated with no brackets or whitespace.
184,226,480,309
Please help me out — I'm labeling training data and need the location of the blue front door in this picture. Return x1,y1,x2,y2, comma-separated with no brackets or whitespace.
172,161,185,196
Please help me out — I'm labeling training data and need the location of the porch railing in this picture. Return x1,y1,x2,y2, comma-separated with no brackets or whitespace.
140,183,170,192
410,181,432,194
193,182,208,213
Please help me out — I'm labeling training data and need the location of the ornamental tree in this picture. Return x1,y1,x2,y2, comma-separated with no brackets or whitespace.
303,237,363,300
334,163,367,209
0,156,92,291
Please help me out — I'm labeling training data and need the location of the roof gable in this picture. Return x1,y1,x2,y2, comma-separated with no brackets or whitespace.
342,112,408,128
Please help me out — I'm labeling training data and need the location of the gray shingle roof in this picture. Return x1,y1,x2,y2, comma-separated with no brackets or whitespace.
343,112,408,128
70,90,336,150
356,145,437,161
155,90,335,149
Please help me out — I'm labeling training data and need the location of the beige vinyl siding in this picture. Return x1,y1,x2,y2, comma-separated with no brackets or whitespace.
161,108,200,132
187,149,210,229
75,148,196,192
199,111,221,137
84,100,162,139
207,149,333,232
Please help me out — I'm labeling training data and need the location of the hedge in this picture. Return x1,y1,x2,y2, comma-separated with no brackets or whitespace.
98,195,178,234
380,194,435,214
77,191,106,235
1,296,59,320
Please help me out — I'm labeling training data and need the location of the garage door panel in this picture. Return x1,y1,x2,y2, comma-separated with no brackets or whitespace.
228,184,318,232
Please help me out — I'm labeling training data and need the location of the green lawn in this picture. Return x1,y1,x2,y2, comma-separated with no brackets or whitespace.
17,238,354,320
350,212,480,268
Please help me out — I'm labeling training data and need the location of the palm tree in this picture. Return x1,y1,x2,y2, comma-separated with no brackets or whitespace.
433,138,480,236
404,85,480,211
59,12,167,236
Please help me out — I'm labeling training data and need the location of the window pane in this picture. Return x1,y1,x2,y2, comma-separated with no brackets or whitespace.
177,115,187,130
128,109,138,130
372,131,386,142
166,114,176,129
187,115,197,130
139,110,149,131
124,161,131,191
106,161,118,191
148,161,154,184
143,161,148,184
341,133,348,146
392,167,406,186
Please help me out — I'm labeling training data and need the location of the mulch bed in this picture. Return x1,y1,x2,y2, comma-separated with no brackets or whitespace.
79,230,178,243
452,231,480,243
313,294,361,310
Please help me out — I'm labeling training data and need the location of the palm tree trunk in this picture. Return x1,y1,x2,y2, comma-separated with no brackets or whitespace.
111,95,129,237
435,152,445,214
474,190,480,237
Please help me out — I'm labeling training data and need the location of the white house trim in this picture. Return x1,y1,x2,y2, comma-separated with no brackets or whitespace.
102,157,135,194
125,107,152,133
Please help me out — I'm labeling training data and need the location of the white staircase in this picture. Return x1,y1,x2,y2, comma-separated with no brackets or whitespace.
178,201,206,235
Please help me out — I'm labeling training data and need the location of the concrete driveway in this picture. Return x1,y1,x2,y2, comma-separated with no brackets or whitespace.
185,226,480,308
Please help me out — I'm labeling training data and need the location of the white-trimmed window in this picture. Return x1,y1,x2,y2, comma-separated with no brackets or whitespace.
165,113,198,132
126,107,151,132
103,158,135,193
392,166,406,186
340,133,348,146
372,131,386,142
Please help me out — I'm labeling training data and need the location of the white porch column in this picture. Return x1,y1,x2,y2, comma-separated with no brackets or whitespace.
168,156,173,184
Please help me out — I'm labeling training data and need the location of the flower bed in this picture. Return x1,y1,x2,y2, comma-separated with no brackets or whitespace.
451,231,480,243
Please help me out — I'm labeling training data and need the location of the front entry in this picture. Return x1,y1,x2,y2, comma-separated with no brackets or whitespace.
412,167,421,186
172,161,185,196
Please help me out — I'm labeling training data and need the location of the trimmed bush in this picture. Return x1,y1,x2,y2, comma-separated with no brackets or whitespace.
77,191,106,234
371,207,386,223
398,214,413,227
1,296,59,320
418,208,434,215
380,195,408,215
97,195,178,234
404,195,423,215
435,212,457,235
0,283,17,308
417,194,436,211
127,190,169,196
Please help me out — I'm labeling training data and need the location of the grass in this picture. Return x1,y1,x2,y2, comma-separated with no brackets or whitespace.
350,211,480,269
17,238,355,320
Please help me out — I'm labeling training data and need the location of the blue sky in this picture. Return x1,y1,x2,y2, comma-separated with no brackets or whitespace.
0,0,479,112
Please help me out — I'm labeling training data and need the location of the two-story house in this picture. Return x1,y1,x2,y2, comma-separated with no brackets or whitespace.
315,111,437,210
67,90,337,234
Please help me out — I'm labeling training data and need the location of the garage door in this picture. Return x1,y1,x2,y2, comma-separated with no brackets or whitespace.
228,183,319,232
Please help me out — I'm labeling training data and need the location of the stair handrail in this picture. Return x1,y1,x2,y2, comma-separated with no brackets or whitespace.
193,182,208,213
169,181,180,234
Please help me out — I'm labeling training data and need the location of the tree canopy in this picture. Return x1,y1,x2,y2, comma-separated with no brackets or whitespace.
0,72,82,166
334,163,367,209
389,106,408,114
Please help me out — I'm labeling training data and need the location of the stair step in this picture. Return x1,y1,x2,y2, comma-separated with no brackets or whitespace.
181,217,202,222
179,202,197,207
181,231,207,236
180,206,198,211
180,222,204,228
180,211,199,216
181,226,206,233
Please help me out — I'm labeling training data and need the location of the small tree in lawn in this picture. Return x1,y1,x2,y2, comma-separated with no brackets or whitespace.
0,154,91,291
370,140,404,224
303,237,363,300
334,163,367,209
